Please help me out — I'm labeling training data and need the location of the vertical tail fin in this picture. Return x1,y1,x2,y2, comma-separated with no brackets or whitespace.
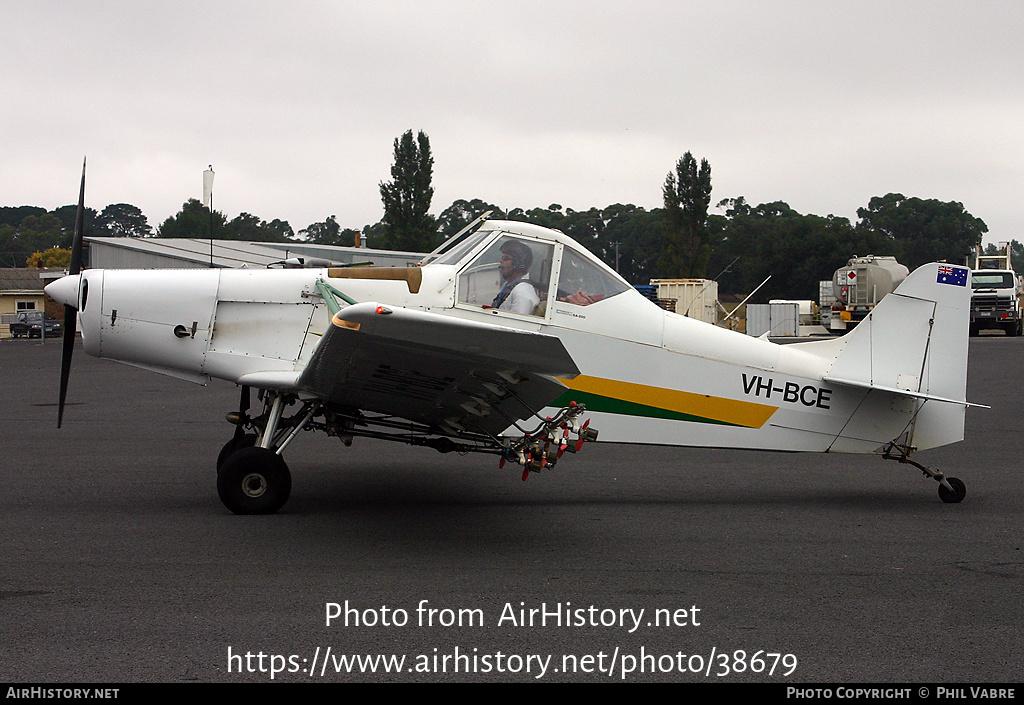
823,262,972,450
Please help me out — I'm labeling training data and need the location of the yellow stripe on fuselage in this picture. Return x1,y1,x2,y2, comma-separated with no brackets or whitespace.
558,375,777,429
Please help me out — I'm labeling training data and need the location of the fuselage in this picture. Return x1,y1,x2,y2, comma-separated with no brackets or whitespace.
46,220,968,455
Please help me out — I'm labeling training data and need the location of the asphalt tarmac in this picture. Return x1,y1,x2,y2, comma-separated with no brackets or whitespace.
1,335,1021,683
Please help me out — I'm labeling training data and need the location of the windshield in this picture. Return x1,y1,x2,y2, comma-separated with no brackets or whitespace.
971,272,1016,289
421,227,492,265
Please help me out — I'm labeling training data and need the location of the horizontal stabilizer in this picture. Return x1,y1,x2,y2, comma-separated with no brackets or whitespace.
822,375,987,408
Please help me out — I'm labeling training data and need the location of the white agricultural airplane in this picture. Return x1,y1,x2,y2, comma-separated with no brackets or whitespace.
47,166,978,514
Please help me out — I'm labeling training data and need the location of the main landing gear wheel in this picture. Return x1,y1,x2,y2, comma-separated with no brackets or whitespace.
217,446,291,515
938,476,967,504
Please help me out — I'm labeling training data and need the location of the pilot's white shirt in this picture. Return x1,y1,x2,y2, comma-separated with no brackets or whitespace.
499,280,539,315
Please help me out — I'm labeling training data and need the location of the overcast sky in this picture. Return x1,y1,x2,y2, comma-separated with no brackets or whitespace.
3,1,1022,244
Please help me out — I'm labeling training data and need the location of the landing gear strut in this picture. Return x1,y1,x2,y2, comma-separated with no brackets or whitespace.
882,443,967,503
213,388,596,513
216,389,319,515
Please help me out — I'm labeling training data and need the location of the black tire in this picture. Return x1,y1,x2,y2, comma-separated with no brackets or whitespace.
938,476,966,504
217,433,257,470
217,446,291,515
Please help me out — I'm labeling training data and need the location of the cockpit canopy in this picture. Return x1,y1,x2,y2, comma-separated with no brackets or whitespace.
424,219,631,318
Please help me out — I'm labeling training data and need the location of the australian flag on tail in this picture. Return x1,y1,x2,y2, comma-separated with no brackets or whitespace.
937,264,968,287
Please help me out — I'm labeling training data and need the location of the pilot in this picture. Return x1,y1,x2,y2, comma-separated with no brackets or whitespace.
491,240,539,314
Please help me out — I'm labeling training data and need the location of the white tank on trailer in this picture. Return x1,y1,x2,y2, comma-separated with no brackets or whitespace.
829,255,909,333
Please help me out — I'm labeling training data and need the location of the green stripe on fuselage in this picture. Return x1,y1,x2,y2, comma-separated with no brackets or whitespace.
552,375,777,429
553,390,746,427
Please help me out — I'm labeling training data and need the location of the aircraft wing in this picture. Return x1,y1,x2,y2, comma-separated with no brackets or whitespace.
292,302,580,437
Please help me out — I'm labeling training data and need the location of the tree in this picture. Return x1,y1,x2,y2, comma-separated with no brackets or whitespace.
97,203,153,238
27,247,72,268
590,204,666,285
378,130,438,251
660,152,713,278
0,213,67,266
158,202,295,242
262,219,296,242
222,213,295,242
300,215,353,246
706,198,894,301
0,206,47,227
52,204,100,239
509,203,568,231
856,193,987,270
1,209,73,266
157,199,227,239
436,199,506,239
360,220,388,249
506,202,665,284
224,212,267,241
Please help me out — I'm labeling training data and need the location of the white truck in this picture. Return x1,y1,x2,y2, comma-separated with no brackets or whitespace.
969,244,1022,336
828,255,909,334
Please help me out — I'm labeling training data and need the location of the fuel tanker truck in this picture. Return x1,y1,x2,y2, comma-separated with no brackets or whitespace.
827,255,909,334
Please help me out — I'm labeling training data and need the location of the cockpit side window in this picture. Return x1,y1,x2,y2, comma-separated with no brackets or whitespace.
457,235,554,317
555,248,630,306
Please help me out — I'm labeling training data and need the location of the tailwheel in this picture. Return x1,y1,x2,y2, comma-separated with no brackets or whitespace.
217,446,291,515
882,443,967,504
938,476,967,504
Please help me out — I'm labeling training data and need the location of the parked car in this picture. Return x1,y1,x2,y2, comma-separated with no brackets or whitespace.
9,311,62,338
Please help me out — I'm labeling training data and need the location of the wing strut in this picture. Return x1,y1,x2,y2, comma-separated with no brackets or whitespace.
314,279,357,316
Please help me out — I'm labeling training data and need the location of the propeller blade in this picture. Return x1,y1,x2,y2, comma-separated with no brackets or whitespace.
57,307,77,428
69,158,86,275
57,158,86,427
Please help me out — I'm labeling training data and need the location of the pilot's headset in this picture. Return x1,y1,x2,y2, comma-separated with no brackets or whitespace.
501,240,533,274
